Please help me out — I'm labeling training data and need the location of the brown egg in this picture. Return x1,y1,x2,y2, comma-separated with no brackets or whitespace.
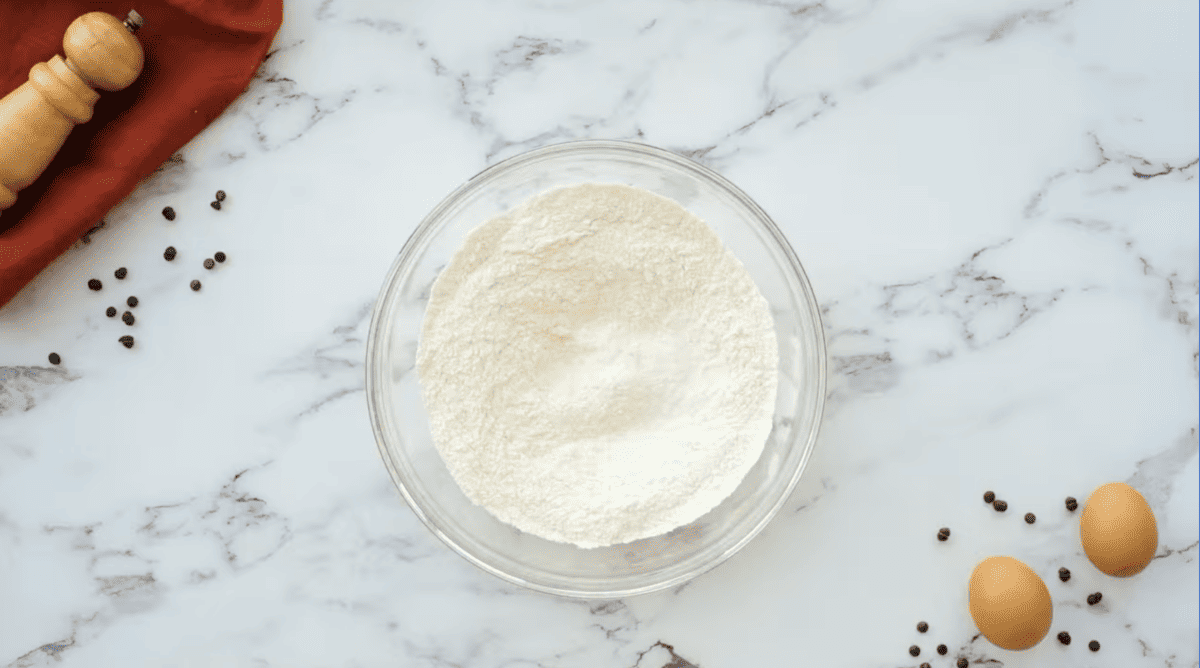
968,556,1053,650
1081,482,1158,577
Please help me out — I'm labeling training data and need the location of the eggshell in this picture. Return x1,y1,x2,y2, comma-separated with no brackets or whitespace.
968,556,1053,651
1081,482,1158,577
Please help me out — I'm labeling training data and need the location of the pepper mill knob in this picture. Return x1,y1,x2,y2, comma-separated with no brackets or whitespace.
0,10,145,212
63,10,145,91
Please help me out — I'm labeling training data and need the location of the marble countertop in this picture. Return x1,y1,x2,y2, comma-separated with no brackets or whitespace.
2,0,1196,666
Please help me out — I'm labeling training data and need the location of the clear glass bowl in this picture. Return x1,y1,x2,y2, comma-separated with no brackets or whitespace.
365,139,826,599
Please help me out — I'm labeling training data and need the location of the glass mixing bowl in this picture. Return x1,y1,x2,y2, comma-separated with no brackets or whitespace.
365,139,826,598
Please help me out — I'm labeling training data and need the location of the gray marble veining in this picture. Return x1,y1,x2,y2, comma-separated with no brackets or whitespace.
1,0,1195,666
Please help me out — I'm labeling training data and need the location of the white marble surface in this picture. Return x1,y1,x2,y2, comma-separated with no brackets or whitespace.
1,0,1196,665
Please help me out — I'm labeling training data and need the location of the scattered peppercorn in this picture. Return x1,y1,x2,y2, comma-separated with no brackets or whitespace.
937,527,950,541
937,645,947,655
920,664,930,668
983,491,995,503
203,258,215,270
87,278,102,291
1058,567,1070,582
215,189,226,201
106,306,117,317
162,206,176,221
214,251,226,263
1089,640,1100,652
190,280,201,291
164,246,177,261
48,352,61,365
1087,592,1102,605
1025,513,1036,524
119,335,134,349
122,311,135,326
114,267,127,280
1066,496,1078,511
957,658,968,668
917,622,928,633
1058,631,1071,645
210,200,221,210
126,296,138,308
993,500,1007,512
909,645,920,657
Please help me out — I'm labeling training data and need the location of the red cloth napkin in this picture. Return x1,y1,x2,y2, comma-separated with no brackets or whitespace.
0,0,283,309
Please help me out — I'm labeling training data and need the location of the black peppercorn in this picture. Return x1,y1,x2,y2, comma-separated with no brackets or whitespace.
119,335,134,349
1066,496,1078,511
909,645,920,657
87,278,102,291
983,491,995,503
48,352,61,365
937,644,947,655
1087,592,1102,605
126,296,138,308
215,190,226,201
993,500,1007,512
210,200,221,210
162,206,176,221
917,621,928,633
920,664,930,668
106,306,117,317
122,311,135,326
203,258,215,270
164,246,177,261
190,280,201,291
114,267,127,280
957,658,968,668
937,527,950,541
1025,513,1036,524
1089,640,1100,652
1057,631,1071,645
214,251,226,263
1058,567,1070,582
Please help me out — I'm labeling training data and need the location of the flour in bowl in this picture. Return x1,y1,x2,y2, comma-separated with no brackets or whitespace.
415,183,779,548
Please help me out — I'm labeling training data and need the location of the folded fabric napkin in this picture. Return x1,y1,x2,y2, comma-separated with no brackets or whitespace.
0,0,283,309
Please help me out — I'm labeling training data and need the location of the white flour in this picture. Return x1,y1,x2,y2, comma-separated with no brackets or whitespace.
416,183,779,548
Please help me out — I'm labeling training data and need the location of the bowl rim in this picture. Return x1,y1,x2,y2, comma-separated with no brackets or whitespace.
365,138,827,598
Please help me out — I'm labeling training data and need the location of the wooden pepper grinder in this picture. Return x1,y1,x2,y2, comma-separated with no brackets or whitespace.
0,10,145,213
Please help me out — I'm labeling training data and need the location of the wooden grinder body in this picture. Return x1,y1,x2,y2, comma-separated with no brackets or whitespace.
0,11,144,211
